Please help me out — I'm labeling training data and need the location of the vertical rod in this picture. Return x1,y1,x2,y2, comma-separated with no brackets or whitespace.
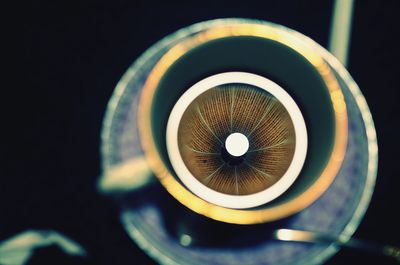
328,0,355,67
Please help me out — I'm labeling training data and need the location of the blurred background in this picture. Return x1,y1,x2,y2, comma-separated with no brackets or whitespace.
3,0,399,264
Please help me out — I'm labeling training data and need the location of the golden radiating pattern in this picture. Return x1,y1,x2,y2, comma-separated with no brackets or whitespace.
178,84,296,195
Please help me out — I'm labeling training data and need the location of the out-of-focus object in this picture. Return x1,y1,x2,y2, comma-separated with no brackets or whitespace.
98,157,153,194
0,230,86,265
328,0,355,66
274,229,400,262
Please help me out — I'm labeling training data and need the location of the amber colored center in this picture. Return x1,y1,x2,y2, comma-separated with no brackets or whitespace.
178,84,296,195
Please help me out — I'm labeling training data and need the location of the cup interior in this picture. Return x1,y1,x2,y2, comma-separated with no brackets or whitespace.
148,35,335,208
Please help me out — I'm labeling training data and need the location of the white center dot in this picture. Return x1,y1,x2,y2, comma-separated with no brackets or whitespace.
225,132,249,157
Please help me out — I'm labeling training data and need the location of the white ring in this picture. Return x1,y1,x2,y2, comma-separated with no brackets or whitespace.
166,72,308,209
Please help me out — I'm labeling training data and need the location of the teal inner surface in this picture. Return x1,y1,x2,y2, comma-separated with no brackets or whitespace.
150,36,335,207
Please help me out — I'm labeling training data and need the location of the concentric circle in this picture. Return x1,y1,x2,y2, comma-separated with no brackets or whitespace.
102,18,376,265
166,72,307,209
138,22,348,224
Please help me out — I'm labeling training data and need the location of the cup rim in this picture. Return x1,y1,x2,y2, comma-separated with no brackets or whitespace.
138,22,348,224
166,72,308,209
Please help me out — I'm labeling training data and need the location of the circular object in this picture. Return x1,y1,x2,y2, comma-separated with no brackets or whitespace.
138,22,348,223
101,19,377,265
225,133,249,157
166,72,307,208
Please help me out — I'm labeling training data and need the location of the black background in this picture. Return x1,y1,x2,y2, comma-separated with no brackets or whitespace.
3,0,400,264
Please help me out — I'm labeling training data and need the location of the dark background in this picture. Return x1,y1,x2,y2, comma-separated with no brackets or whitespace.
3,0,400,264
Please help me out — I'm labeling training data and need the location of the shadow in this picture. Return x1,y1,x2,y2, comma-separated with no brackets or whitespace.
119,179,294,248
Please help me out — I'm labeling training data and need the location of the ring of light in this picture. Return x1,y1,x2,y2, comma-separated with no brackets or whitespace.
166,72,308,209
